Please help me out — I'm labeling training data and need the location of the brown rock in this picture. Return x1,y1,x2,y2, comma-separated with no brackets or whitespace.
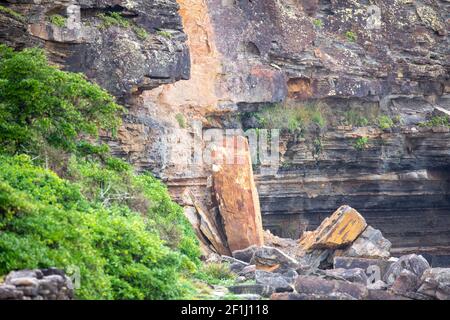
294,275,368,300
299,205,367,251
212,136,264,252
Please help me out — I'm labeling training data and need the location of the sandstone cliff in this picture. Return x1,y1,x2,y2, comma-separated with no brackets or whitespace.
1,0,449,256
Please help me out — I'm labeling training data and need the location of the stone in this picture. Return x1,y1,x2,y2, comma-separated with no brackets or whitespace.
391,269,421,294
227,284,273,297
271,292,357,300
384,254,430,285
255,270,294,293
323,268,368,285
367,280,388,290
232,246,259,263
334,256,394,282
250,246,299,273
212,136,264,252
0,285,23,300
299,205,367,251
221,255,249,273
337,226,391,259
417,268,450,300
238,265,256,280
367,290,411,300
235,294,261,300
293,275,368,300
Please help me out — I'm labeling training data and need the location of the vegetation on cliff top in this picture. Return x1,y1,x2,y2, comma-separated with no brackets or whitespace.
0,45,201,299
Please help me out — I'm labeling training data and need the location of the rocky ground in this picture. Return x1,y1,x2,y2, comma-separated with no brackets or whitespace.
201,205,450,300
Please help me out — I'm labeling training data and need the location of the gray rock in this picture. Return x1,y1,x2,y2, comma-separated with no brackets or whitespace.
294,275,368,300
234,294,261,300
334,256,394,281
340,226,391,259
0,285,23,300
271,292,357,300
255,270,294,293
238,265,256,280
250,246,299,272
384,254,430,285
232,245,259,263
417,268,450,300
227,284,273,297
367,280,388,290
323,268,368,285
391,269,421,294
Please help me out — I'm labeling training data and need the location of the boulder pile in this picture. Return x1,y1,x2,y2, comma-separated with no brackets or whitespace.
0,268,74,300
212,205,450,300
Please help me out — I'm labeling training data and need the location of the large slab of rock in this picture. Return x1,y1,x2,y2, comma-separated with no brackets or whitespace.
417,268,450,300
299,205,367,251
212,136,264,252
323,268,368,285
336,226,391,259
294,275,368,300
250,246,299,273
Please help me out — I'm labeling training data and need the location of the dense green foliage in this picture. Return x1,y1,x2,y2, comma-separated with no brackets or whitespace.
419,115,450,128
244,103,326,132
353,136,369,150
0,46,201,300
48,14,67,27
0,45,122,157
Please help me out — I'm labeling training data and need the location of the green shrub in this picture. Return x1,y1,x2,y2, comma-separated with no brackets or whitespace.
133,26,149,40
377,115,394,130
0,5,25,22
313,19,323,28
251,103,326,132
0,45,123,157
175,113,186,128
196,263,236,286
48,14,66,27
353,136,369,150
419,115,450,128
98,12,130,29
0,154,198,299
156,30,172,39
345,31,357,42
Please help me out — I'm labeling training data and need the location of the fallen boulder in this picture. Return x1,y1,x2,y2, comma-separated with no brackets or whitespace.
250,246,299,272
323,268,368,285
299,205,367,251
384,254,430,285
417,268,450,300
334,256,394,282
232,245,259,263
336,226,391,259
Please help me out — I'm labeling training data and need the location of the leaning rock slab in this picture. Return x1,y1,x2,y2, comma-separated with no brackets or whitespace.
255,270,294,293
323,268,368,285
212,136,264,252
417,268,450,300
299,205,367,251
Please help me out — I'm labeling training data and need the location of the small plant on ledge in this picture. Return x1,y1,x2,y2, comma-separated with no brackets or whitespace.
345,30,357,42
353,136,369,150
48,14,67,28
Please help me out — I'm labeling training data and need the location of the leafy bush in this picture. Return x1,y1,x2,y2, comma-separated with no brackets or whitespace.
377,115,394,130
419,115,450,128
156,30,172,39
0,154,198,299
345,31,357,42
48,14,66,27
98,12,130,29
196,262,236,286
0,45,123,157
250,103,326,132
353,136,369,150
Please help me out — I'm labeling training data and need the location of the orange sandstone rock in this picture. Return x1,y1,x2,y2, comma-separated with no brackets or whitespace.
299,205,367,251
212,136,264,252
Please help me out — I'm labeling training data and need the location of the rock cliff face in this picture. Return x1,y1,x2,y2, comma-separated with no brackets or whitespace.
1,0,449,256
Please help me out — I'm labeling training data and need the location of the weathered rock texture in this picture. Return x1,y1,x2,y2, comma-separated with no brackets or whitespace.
212,136,264,252
0,269,73,300
2,0,449,258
